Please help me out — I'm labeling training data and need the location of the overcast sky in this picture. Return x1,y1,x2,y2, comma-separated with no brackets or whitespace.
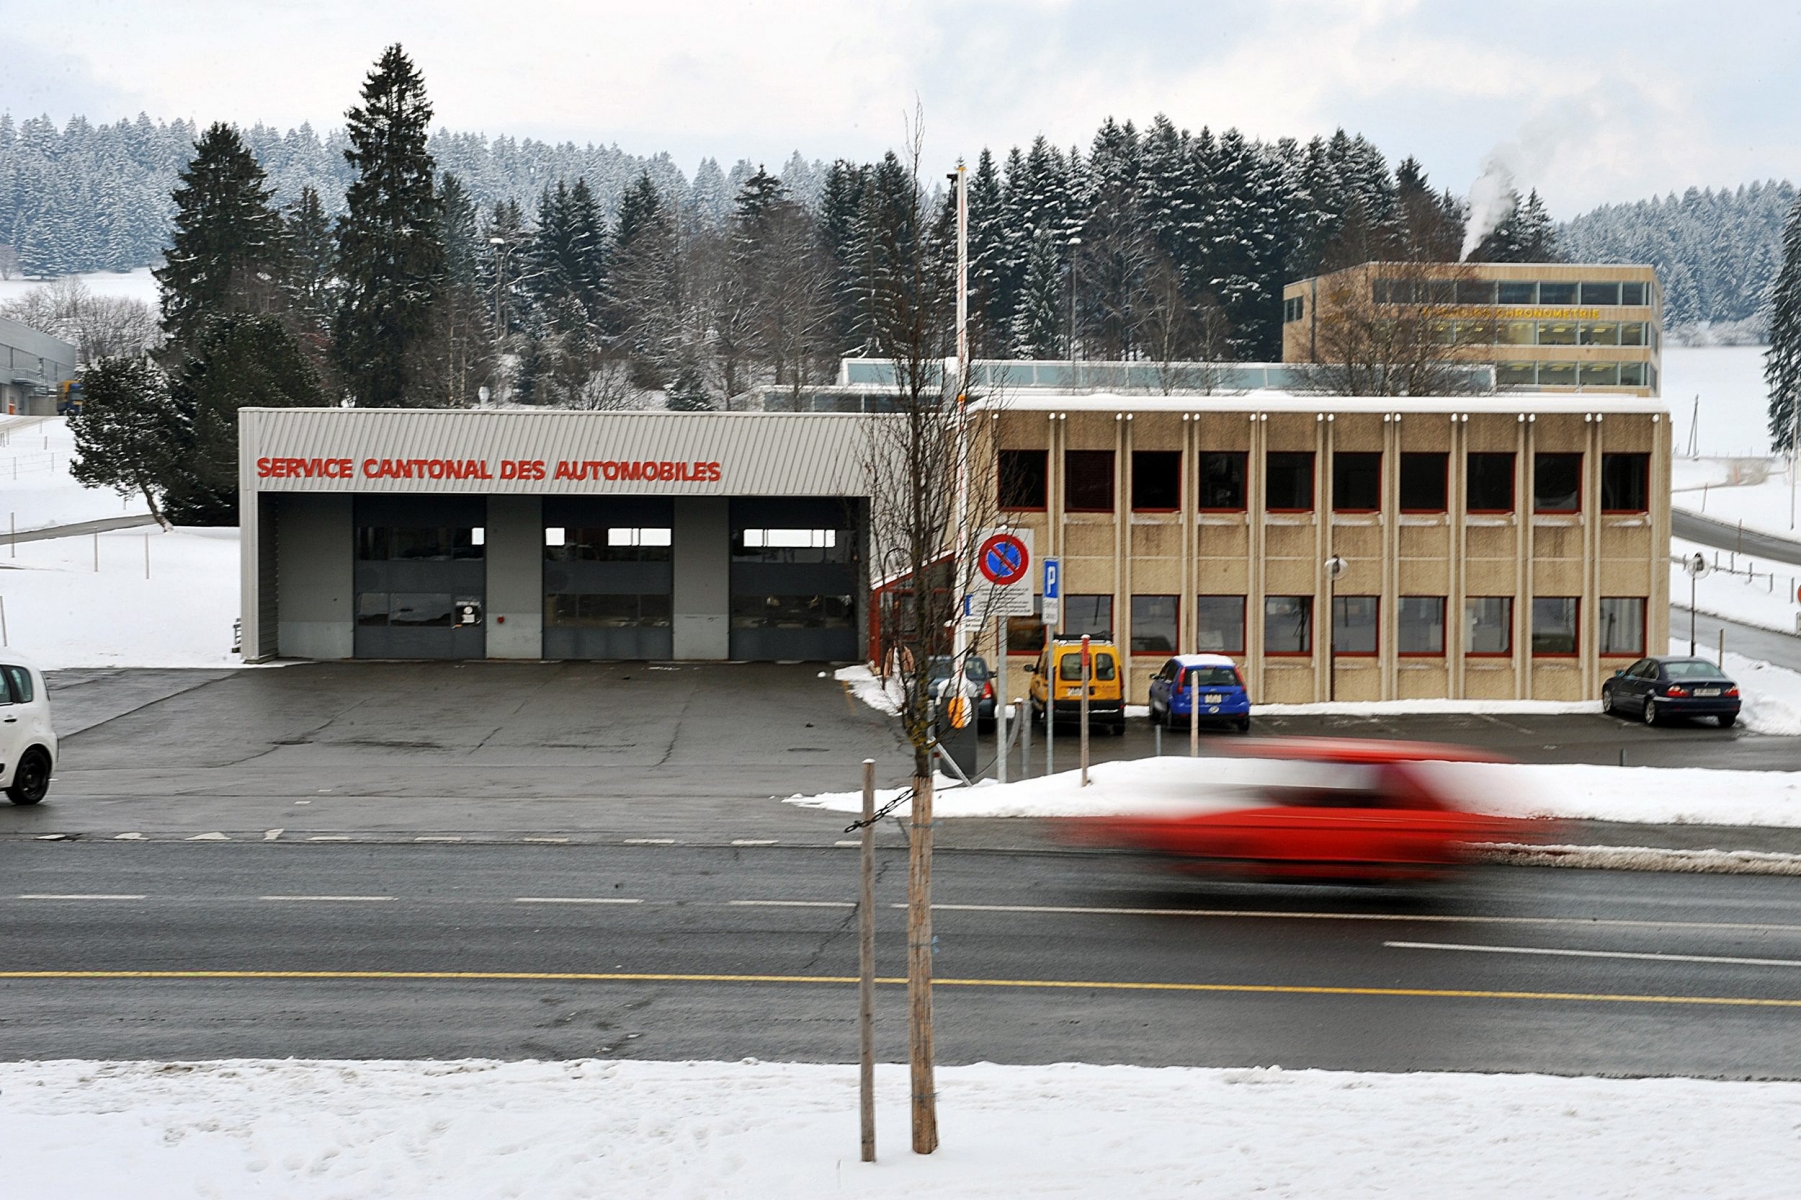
6,1,1797,216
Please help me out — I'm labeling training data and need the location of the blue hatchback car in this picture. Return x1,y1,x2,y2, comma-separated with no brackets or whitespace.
1147,654,1252,733
1601,656,1741,727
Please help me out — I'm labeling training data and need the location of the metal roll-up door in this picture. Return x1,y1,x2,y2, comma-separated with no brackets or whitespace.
728,498,859,661
353,495,487,660
542,497,675,660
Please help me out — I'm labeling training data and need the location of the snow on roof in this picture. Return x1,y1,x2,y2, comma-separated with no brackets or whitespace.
974,391,1668,416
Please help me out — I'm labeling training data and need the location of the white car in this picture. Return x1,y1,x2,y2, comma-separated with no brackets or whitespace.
1,661,56,805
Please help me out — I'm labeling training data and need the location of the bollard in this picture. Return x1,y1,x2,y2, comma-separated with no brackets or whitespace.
1154,722,1162,757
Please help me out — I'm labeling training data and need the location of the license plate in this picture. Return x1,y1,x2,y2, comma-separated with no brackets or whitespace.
1204,694,1223,704
1695,687,1721,697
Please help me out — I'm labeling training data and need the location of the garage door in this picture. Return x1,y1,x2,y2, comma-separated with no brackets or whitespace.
728,498,858,661
353,495,486,660
542,497,674,660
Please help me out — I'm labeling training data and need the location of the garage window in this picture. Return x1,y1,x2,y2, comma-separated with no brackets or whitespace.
733,528,847,563
357,592,455,628
357,527,484,561
731,594,855,630
547,594,673,629
547,527,673,562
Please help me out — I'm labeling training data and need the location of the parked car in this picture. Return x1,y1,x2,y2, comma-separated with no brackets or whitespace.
1148,654,1251,733
1601,656,1741,727
926,654,996,729
1057,738,1549,882
1028,635,1125,734
1,661,57,805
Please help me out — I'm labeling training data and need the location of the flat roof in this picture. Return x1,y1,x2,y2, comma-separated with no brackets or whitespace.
976,391,1669,416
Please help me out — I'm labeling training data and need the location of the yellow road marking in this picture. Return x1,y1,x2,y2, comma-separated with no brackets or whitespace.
3,970,1799,1009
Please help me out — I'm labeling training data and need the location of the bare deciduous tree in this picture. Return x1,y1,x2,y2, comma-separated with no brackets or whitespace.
0,277,162,363
1307,261,1488,396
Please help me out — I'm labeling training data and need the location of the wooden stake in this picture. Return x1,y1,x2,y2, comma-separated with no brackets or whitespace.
907,768,938,1154
1189,669,1199,756
859,758,876,1163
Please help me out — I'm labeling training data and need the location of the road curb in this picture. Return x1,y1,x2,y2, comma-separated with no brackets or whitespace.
1476,842,1801,875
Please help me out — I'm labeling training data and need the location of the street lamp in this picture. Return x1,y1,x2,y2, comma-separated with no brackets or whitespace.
1325,554,1348,702
488,236,513,333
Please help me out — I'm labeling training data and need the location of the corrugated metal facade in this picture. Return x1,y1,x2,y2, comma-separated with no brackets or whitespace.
238,408,875,497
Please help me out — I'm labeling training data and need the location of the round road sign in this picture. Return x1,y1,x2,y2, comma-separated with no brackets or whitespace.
978,533,1030,587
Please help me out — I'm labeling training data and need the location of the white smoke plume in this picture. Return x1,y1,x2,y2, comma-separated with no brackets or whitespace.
1461,154,1517,261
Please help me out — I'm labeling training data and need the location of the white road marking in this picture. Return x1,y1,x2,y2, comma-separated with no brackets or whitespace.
729,899,855,908
896,903,1801,933
834,840,861,847
414,836,462,842
731,839,778,846
623,838,675,845
17,893,146,901
523,837,570,844
259,895,394,902
514,897,644,905
1386,940,1801,969
263,829,283,841
186,832,230,841
308,836,350,842
113,832,145,840
34,834,66,841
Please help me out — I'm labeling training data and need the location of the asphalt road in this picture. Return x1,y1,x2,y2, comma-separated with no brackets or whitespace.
2,512,159,544
5,840,1800,1077
1675,606,1801,671
1674,509,1801,568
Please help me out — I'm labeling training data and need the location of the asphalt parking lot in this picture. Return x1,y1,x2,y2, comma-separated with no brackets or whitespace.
4,661,1799,845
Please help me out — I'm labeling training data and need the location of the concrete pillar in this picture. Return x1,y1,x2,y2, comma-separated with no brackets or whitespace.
275,493,354,660
485,494,543,659
673,496,730,659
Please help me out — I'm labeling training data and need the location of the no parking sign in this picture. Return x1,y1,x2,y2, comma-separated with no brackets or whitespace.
970,528,1034,618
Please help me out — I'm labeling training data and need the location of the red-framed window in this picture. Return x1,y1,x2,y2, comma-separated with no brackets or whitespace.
1397,595,1446,655
1065,450,1115,513
998,449,1048,511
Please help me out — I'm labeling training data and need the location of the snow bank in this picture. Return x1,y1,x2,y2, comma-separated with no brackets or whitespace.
8,1057,1799,1199
787,752,1801,827
835,663,900,715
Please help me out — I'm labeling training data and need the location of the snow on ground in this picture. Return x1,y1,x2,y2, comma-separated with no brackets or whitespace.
0,266,159,307
1664,344,1770,457
2,414,155,531
0,416,240,668
1671,534,1801,637
787,751,1801,827
9,1057,1799,1199
1676,638,1801,736
1672,462,1801,541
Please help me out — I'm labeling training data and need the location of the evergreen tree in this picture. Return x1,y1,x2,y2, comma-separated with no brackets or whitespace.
1766,196,1801,451
154,121,287,357
665,362,713,410
417,173,493,408
165,315,325,523
965,149,1009,356
68,354,179,527
332,45,444,407
614,171,663,254
284,184,334,318
1010,228,1063,357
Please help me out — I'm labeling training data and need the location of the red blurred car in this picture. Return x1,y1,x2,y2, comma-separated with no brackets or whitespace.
1060,738,1554,882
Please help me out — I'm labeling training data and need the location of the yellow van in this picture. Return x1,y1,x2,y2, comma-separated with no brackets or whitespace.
1028,635,1125,734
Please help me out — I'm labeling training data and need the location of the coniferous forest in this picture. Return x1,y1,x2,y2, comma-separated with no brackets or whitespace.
1,46,1791,428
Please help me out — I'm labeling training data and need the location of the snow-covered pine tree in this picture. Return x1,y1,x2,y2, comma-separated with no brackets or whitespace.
153,121,288,357
333,44,445,408
1765,195,1801,452
68,354,179,527
1010,227,1063,358
284,185,334,321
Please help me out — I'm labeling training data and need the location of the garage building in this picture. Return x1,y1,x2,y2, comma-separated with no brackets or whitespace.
239,408,870,663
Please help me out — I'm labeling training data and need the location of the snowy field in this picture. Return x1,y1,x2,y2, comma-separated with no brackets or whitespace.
1663,344,1770,457
9,1057,1799,1199
0,265,159,307
0,418,240,668
1672,463,1801,542
786,749,1801,827
1671,534,1801,636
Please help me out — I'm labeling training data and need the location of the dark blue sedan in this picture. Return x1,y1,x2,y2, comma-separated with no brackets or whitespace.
1602,656,1741,727
1148,654,1252,733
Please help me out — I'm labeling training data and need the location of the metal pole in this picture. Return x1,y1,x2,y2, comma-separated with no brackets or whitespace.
956,166,968,377
93,531,98,572
1068,236,1082,388
8,512,13,558
1718,628,1725,670
1020,684,1031,777
1,595,7,647
1189,669,1199,756
994,616,1007,785
1690,572,1697,656
144,533,150,580
1079,634,1091,787
1045,655,1054,777
859,758,876,1164
1328,582,1336,703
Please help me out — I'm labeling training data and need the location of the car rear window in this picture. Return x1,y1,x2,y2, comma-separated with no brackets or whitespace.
1180,666,1240,687
1664,660,1729,680
1059,651,1117,681
0,665,31,704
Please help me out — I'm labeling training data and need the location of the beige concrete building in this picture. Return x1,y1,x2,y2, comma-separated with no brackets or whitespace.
1282,262,1663,397
978,392,1670,705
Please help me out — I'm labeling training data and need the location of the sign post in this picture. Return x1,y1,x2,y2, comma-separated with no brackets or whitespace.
1685,553,1708,655
1042,557,1059,778
994,615,1007,785
1325,555,1348,703
1189,669,1199,757
1079,634,1092,788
